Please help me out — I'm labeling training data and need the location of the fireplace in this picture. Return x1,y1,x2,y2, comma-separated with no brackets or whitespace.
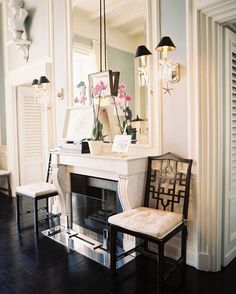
45,151,147,267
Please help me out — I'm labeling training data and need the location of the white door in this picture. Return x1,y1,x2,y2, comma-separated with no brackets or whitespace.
222,28,236,266
17,86,46,185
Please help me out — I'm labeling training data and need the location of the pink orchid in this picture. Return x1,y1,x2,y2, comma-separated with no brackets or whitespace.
73,97,79,104
124,94,132,102
93,80,107,97
78,95,87,105
118,83,126,92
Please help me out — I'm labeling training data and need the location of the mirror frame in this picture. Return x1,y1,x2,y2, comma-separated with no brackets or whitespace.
66,0,161,153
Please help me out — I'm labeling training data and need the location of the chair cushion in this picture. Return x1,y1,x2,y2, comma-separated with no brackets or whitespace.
108,207,183,238
16,182,57,197
0,170,10,176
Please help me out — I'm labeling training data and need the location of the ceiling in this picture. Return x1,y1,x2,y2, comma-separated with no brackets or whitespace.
72,0,146,37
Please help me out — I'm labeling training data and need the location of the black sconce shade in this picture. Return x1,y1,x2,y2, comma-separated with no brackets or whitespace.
156,36,176,52
77,81,86,88
39,76,50,84
31,79,39,86
134,45,152,58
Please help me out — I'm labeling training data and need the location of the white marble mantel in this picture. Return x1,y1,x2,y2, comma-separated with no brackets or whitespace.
51,150,148,228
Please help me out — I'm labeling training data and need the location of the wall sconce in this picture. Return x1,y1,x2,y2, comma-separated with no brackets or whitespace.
156,36,180,84
134,45,152,86
56,88,64,101
31,76,51,110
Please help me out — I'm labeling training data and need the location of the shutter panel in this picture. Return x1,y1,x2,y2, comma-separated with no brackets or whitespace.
231,50,236,183
17,87,45,185
23,96,44,159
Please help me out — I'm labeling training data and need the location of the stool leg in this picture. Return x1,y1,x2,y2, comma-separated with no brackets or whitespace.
34,199,39,234
16,194,21,232
7,175,12,196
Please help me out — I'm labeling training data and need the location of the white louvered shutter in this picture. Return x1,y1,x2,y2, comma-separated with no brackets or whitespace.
17,86,45,185
232,51,236,184
223,28,236,266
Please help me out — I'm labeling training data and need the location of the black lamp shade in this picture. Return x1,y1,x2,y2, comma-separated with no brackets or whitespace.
32,79,39,86
134,45,152,58
156,36,176,52
77,81,86,88
39,76,50,84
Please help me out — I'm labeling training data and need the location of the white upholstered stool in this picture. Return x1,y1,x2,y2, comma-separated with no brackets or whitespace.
0,170,12,196
16,182,58,234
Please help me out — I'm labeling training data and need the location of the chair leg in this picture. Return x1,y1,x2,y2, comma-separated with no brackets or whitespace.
46,197,49,214
34,199,39,234
7,175,12,196
158,242,165,291
16,194,21,232
181,226,188,272
110,225,117,273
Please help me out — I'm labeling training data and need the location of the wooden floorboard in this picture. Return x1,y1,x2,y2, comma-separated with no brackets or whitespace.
0,193,236,294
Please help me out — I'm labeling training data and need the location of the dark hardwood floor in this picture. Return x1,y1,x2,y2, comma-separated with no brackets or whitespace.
0,193,235,294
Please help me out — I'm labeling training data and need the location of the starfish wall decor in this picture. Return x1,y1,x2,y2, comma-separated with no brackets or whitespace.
162,82,173,96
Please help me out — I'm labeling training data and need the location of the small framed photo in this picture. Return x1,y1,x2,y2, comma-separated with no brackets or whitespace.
112,135,132,154
89,70,113,98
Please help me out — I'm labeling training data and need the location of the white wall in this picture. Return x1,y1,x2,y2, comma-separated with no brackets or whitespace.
160,0,189,157
0,3,6,145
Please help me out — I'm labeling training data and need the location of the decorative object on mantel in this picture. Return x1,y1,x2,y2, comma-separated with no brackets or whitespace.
31,76,52,110
156,36,180,95
87,0,121,154
7,0,31,61
111,83,137,143
111,135,132,155
88,80,108,155
134,45,152,86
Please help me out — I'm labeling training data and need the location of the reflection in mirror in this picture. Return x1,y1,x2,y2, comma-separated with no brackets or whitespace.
72,0,149,144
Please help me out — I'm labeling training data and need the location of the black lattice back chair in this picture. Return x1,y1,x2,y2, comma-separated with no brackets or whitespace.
108,152,192,291
144,152,192,219
16,153,59,234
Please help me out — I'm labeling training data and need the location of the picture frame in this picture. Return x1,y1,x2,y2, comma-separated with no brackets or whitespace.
111,71,120,96
61,106,94,144
89,70,113,98
88,70,120,98
112,135,132,154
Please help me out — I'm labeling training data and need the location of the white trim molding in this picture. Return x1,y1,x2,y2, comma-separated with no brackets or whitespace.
187,0,236,271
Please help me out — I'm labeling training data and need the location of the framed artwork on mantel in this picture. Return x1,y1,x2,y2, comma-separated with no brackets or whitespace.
61,106,94,144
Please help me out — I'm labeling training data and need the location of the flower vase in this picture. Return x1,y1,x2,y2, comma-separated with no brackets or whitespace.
88,141,103,155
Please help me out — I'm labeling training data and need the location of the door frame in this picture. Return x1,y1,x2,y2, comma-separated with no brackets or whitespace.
5,61,55,194
187,0,236,271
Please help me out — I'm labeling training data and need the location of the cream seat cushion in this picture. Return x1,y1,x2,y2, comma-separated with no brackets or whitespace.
108,207,183,238
16,182,57,197
0,170,10,176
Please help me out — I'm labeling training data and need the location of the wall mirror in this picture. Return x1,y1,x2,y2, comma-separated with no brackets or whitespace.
71,0,151,145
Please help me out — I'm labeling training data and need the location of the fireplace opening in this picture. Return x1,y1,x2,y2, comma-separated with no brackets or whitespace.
70,174,122,245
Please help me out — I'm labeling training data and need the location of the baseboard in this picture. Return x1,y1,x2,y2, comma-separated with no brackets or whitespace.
223,247,236,267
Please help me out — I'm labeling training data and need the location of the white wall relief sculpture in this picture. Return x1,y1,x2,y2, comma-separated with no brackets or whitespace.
7,0,31,61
